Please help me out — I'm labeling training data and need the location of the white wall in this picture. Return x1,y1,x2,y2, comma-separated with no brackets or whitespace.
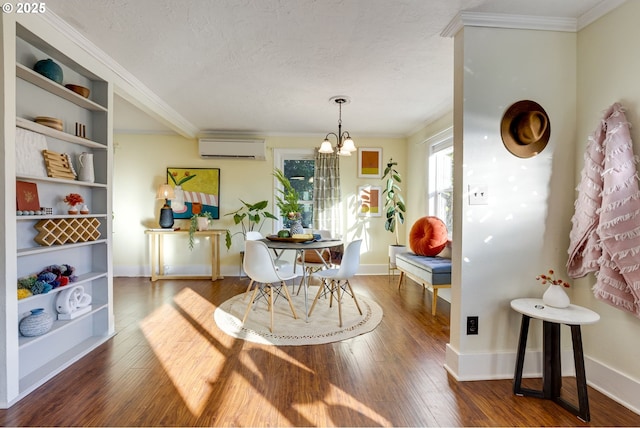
112,133,406,277
446,26,577,378
575,0,640,409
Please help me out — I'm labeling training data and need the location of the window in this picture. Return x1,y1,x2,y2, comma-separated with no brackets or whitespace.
429,136,453,236
274,149,315,230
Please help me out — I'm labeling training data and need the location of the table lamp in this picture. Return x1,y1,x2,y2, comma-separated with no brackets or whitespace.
156,184,175,228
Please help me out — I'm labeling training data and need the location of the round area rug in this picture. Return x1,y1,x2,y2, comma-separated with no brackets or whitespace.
214,285,383,346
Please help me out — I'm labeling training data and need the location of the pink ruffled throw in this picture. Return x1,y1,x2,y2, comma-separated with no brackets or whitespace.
567,103,640,317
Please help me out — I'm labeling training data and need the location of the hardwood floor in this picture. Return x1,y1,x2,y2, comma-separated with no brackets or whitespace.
2,275,639,426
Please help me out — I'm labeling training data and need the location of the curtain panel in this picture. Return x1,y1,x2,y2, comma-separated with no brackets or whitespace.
313,150,342,237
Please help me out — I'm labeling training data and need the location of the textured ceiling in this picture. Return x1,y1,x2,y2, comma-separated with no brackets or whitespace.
43,0,611,137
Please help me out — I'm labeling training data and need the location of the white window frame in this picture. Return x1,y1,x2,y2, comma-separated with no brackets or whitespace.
273,148,315,231
427,128,453,237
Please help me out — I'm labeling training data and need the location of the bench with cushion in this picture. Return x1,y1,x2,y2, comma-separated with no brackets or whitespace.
396,252,452,315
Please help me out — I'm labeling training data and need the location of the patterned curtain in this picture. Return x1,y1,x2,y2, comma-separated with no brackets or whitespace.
313,150,341,238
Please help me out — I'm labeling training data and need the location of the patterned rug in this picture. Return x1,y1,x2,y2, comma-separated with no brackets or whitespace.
214,285,383,346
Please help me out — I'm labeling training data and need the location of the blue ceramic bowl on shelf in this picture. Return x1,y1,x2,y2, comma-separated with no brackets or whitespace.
33,58,63,84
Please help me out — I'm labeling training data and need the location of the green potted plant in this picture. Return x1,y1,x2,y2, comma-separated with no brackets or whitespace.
382,158,407,266
273,168,303,234
189,211,213,250
224,200,277,249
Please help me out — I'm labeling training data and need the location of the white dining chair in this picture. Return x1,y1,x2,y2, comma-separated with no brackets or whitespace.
242,240,299,333
296,230,332,290
244,230,293,296
308,239,363,327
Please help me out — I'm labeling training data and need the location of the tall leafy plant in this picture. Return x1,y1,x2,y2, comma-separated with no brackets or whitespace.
273,168,301,220
224,200,277,249
382,158,406,246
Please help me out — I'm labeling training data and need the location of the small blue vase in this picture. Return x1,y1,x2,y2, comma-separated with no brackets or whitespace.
33,59,63,84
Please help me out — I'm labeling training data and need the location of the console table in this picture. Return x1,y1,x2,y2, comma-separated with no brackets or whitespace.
145,229,225,281
510,298,600,422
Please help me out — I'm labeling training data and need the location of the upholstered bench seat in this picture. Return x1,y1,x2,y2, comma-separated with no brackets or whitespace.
396,252,452,315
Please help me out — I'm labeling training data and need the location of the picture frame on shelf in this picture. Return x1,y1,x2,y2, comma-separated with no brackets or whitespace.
166,167,221,219
16,180,40,211
357,147,383,178
357,185,382,217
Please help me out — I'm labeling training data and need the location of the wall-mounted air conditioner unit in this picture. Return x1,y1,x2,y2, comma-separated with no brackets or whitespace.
198,138,266,160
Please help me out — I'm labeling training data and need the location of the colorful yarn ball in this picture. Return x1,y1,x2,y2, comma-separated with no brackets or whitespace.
17,289,32,300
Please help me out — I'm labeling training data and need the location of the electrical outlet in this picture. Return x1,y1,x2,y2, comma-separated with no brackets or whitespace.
467,316,479,335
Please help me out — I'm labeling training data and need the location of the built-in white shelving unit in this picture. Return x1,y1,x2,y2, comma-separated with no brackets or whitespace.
1,15,114,407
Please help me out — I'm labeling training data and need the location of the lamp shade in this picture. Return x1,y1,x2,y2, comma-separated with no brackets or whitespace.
156,184,175,200
337,147,352,156
319,139,334,154
342,137,356,153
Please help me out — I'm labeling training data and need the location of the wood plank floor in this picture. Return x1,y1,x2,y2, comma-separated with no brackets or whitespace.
2,275,639,426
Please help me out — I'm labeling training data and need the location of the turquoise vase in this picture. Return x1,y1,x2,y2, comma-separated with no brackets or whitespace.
33,59,63,84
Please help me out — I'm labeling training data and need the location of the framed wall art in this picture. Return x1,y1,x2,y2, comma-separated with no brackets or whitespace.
358,185,382,217
357,147,383,178
166,167,220,219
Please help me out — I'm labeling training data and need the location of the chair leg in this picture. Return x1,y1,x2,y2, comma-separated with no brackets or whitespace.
244,279,254,300
328,279,337,308
345,280,363,316
242,285,261,324
269,285,274,333
295,274,303,295
308,278,328,317
336,280,343,327
281,280,298,320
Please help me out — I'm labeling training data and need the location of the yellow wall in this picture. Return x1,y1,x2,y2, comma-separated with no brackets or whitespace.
112,133,406,276
575,0,640,387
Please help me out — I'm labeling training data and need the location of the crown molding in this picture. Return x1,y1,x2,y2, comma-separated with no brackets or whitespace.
578,0,626,29
441,0,626,38
441,11,576,37
420,126,453,147
41,11,199,138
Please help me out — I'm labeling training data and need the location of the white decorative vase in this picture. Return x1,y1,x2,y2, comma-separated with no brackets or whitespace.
171,185,186,213
542,284,570,308
197,216,209,231
388,245,407,268
77,152,95,183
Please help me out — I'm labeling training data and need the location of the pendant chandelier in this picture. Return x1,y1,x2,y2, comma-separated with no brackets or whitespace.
319,96,356,156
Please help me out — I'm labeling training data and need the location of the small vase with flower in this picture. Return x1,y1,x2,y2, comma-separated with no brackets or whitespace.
64,193,84,215
287,212,303,235
537,269,571,308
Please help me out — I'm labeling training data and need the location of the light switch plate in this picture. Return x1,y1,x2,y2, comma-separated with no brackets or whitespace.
469,184,488,205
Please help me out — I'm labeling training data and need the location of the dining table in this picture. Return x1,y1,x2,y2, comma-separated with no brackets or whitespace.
261,237,342,321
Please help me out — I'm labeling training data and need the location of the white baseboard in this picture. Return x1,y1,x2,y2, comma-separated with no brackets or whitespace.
444,344,640,415
585,356,640,415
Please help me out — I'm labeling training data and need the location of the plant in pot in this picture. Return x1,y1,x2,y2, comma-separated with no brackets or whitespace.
273,168,303,235
382,158,406,267
224,200,277,250
188,211,213,250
